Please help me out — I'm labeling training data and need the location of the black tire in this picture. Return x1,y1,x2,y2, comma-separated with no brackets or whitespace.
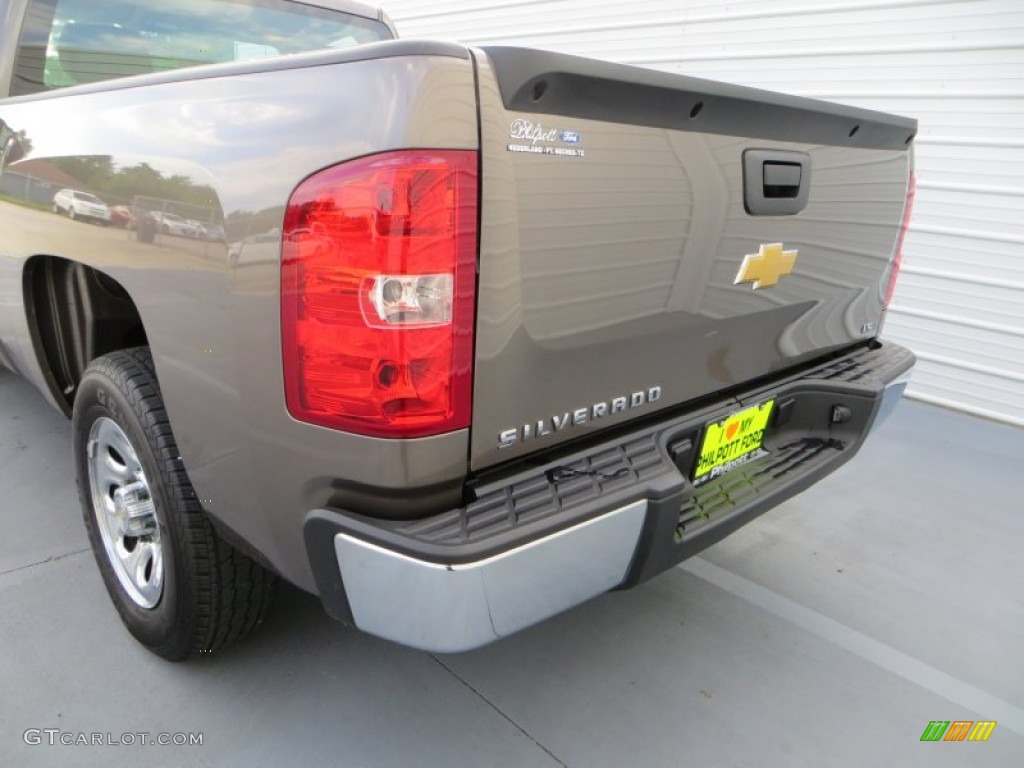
73,347,277,660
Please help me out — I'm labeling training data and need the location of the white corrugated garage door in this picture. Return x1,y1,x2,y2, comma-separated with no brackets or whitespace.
385,0,1024,426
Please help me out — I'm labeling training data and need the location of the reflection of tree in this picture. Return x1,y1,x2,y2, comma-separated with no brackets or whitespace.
0,122,32,162
14,130,32,156
50,156,113,190
49,157,216,208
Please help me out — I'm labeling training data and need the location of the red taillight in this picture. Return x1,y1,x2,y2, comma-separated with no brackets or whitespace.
281,150,478,438
883,171,916,309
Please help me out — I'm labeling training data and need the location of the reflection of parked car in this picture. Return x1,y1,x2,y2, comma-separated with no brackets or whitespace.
228,228,280,266
52,189,111,224
203,224,225,242
186,219,208,238
109,205,135,228
154,212,201,238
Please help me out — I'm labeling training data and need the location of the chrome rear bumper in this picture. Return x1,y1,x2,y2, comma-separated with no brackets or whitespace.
309,342,915,654
872,368,913,431
334,500,647,652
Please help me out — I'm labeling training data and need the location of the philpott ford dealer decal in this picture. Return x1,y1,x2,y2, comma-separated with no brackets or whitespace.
508,119,585,158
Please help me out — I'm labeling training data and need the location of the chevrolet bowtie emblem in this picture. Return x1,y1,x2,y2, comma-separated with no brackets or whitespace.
734,243,798,289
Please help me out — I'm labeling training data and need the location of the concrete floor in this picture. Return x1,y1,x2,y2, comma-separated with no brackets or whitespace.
1,366,1022,767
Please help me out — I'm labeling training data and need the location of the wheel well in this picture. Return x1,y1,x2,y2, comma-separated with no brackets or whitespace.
24,256,148,414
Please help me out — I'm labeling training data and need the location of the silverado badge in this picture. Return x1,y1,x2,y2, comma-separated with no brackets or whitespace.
498,386,662,449
734,243,798,289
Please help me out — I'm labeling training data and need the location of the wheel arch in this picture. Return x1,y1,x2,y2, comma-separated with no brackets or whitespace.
22,255,148,415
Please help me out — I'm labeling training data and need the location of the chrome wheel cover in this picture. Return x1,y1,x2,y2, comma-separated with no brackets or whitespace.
87,417,164,608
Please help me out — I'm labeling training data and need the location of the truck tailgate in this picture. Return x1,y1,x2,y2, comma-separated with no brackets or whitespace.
469,47,916,470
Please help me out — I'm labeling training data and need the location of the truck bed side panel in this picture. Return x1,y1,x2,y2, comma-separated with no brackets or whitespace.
0,48,478,590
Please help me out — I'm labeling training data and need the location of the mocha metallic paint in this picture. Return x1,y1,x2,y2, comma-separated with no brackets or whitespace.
468,51,911,469
0,48,478,591
0,29,913,596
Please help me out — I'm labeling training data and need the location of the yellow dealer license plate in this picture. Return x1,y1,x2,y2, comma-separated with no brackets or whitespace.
693,400,774,486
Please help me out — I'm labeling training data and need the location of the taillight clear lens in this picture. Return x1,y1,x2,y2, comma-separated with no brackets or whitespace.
361,273,454,327
883,171,916,309
281,150,478,438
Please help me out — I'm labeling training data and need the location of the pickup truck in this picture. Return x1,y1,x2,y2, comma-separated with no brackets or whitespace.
0,0,917,660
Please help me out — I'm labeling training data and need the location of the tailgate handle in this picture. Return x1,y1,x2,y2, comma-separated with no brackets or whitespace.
763,162,801,197
743,149,811,216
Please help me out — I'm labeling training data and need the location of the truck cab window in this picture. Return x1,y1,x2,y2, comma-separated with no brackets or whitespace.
11,0,393,96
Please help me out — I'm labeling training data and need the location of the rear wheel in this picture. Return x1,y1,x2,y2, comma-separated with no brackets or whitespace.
73,348,277,660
